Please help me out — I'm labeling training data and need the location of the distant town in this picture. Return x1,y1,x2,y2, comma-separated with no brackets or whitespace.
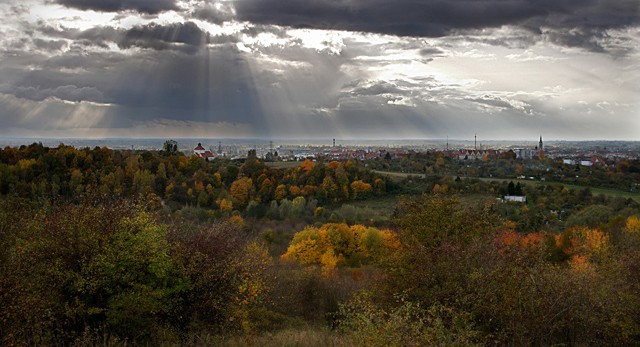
2,136,639,164
186,137,640,165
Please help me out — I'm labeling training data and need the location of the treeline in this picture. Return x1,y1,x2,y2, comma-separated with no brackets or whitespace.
0,143,393,214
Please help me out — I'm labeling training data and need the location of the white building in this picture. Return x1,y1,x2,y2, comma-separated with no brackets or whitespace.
580,160,593,167
193,143,217,160
504,195,527,203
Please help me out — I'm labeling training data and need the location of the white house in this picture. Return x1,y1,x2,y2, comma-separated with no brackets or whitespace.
504,195,527,203
194,143,206,156
580,160,593,167
193,143,217,160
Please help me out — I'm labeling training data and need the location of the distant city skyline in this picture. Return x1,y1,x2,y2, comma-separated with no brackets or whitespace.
0,1,638,140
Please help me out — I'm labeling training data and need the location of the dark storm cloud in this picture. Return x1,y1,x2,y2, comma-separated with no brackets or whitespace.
55,0,177,14
119,22,210,53
34,22,236,52
32,38,68,51
419,47,445,57
235,0,639,51
347,81,405,97
192,2,235,24
0,44,269,131
234,0,555,36
36,22,123,49
544,28,607,53
102,47,265,126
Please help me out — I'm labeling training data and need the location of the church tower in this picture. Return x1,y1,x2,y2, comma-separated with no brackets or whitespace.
538,136,544,159
539,136,543,151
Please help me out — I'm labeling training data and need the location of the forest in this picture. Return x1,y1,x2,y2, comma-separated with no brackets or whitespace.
1,142,639,346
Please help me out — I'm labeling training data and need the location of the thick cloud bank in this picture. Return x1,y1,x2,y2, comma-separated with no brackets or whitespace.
0,0,637,140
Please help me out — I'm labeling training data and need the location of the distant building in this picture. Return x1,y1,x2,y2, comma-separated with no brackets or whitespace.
539,136,543,152
513,148,536,160
454,149,500,160
194,143,205,156
580,160,593,167
193,143,217,161
504,195,527,203
539,136,544,157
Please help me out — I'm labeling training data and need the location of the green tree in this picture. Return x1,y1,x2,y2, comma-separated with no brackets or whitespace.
162,140,178,155
1,200,187,344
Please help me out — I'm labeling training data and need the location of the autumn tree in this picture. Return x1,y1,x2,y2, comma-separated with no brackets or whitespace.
230,177,254,210
274,184,288,201
350,180,372,199
282,223,400,270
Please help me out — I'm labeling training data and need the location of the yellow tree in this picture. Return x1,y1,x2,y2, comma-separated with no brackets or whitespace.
230,177,253,209
626,215,640,234
217,198,233,212
350,180,372,199
289,185,302,197
282,223,399,268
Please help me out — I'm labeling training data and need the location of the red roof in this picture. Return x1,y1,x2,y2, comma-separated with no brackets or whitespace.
194,143,205,150
195,150,217,159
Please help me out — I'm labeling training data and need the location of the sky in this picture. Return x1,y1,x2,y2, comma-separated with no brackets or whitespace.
0,0,638,141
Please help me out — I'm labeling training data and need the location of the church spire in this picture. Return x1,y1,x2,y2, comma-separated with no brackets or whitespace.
539,135,543,151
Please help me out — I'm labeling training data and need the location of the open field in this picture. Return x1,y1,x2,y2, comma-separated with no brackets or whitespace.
476,177,640,202
266,161,302,169
373,170,425,182
373,170,640,202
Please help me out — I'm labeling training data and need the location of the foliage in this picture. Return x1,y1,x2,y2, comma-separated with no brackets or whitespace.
0,143,393,212
282,223,400,270
393,194,497,249
336,292,483,347
0,197,274,345
1,199,187,344
386,194,640,346
2,143,640,345
168,220,272,335
162,140,178,155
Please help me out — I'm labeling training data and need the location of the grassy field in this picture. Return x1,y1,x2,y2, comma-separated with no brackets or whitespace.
265,161,302,169
373,170,640,202
474,177,640,202
372,170,424,182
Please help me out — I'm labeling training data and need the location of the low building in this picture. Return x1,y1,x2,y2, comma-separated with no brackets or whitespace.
580,160,593,167
194,143,206,156
193,143,218,161
503,195,527,203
